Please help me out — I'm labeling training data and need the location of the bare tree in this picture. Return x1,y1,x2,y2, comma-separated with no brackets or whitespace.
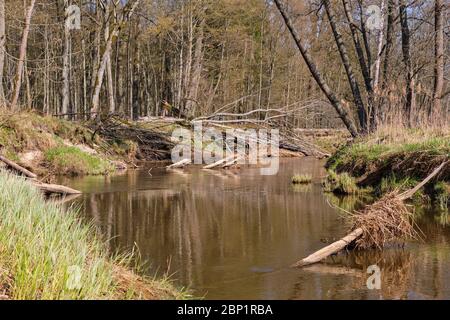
91,0,140,115
0,0,5,102
342,0,376,130
432,0,444,120
323,0,367,132
61,0,71,116
399,0,414,126
10,0,36,109
373,0,386,92
273,0,359,137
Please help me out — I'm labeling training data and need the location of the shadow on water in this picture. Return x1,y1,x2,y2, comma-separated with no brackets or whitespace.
60,158,450,299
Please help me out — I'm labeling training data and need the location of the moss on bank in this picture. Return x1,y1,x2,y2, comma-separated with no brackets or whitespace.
0,172,188,300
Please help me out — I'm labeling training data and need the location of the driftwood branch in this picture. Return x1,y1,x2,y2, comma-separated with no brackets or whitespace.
0,155,37,179
166,158,191,169
33,182,82,195
203,155,235,169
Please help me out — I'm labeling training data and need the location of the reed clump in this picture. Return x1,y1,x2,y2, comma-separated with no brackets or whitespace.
291,173,312,184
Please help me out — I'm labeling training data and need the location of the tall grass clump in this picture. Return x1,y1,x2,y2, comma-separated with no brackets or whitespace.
0,172,185,299
291,173,312,184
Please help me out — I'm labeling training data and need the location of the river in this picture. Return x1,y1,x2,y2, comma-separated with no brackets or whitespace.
60,158,450,299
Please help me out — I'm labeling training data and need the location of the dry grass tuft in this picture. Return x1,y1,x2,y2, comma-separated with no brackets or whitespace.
347,191,421,250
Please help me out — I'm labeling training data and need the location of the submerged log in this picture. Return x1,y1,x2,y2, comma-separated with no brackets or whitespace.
166,158,191,169
292,228,363,267
203,155,235,169
293,161,447,268
32,182,82,195
0,155,37,179
222,156,242,169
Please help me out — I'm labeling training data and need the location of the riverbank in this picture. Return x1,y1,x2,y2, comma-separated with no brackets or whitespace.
0,172,188,300
324,127,449,208
0,110,177,178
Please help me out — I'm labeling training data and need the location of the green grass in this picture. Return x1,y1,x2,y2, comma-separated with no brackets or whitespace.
0,172,186,300
322,170,365,195
324,128,450,205
434,182,450,211
45,146,114,176
327,130,450,173
0,110,136,176
291,174,312,184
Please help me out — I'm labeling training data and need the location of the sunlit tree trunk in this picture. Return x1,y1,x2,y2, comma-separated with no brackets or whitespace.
0,0,5,103
10,0,36,110
61,0,71,117
432,0,444,122
399,0,414,126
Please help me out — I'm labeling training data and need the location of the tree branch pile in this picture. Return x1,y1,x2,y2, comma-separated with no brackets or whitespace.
293,161,447,268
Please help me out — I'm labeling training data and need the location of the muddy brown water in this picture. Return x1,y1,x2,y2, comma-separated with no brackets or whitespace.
60,158,450,299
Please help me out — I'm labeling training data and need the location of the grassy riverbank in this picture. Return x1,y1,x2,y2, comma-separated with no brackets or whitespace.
0,111,139,177
0,172,188,300
325,127,449,206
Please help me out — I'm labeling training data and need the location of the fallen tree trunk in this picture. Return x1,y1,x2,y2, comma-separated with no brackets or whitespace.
32,182,82,195
292,228,363,267
166,158,190,169
222,156,242,169
293,161,447,268
0,155,37,179
203,155,235,169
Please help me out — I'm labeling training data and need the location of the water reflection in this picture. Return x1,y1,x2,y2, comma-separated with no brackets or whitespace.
61,158,450,299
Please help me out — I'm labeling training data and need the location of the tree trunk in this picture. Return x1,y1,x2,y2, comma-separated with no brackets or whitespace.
185,17,205,119
399,0,414,126
0,0,5,103
61,0,71,117
342,0,376,131
324,0,367,132
382,0,394,89
273,0,359,138
431,0,444,121
373,0,385,92
91,0,140,115
10,0,36,110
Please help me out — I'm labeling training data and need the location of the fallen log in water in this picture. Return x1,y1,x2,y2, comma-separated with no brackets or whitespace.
222,156,242,169
0,155,82,195
166,158,191,169
293,161,447,268
203,155,235,169
32,182,82,195
0,155,37,179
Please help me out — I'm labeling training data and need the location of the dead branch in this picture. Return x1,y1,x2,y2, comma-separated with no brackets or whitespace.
0,155,37,179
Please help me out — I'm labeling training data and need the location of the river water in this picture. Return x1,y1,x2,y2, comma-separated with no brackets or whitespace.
60,158,450,299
